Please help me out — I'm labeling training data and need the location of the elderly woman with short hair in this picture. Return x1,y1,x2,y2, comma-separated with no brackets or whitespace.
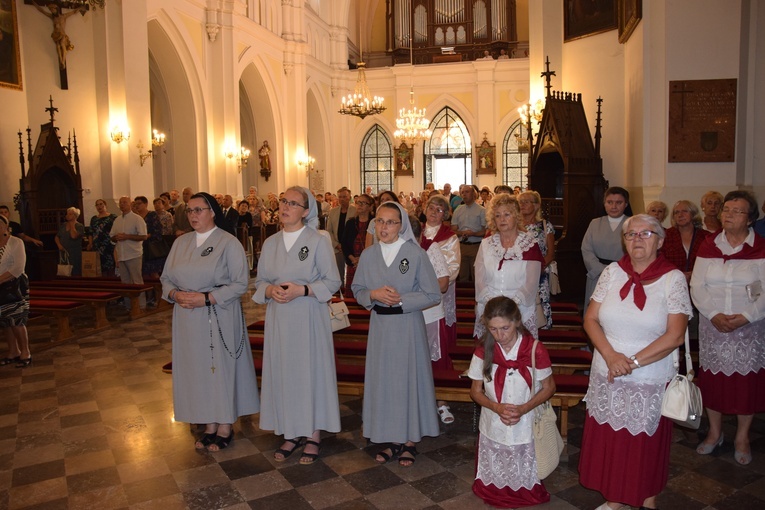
700,190,724,233
691,190,765,466
661,200,708,281
646,201,668,225
579,214,692,510
55,206,84,276
475,194,544,339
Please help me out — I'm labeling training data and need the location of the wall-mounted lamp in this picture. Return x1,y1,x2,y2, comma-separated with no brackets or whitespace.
110,125,131,144
225,146,251,172
297,155,315,175
137,140,152,166
152,129,166,147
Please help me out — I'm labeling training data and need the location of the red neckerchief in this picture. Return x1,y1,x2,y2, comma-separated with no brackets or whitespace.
420,223,455,251
497,237,545,271
695,229,765,262
474,334,533,401
617,253,677,310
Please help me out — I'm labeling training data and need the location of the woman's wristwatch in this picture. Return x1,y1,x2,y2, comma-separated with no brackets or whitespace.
630,355,640,368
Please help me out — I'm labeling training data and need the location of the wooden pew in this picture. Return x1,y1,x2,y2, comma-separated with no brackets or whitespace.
29,299,86,342
33,280,154,319
30,289,121,329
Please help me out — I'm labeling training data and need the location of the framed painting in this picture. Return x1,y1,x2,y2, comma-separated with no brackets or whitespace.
618,0,642,43
395,142,413,176
0,0,23,90
476,136,496,176
564,0,617,42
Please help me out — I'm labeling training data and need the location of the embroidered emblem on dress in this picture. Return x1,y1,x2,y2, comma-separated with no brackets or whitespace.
399,258,409,274
201,247,214,257
298,246,309,261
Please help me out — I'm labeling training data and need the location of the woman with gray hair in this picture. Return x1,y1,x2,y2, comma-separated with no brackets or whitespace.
691,190,765,466
352,201,441,466
579,214,692,509
55,206,84,276
254,186,342,465
661,200,709,281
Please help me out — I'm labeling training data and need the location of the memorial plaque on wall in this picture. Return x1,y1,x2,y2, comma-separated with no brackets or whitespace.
668,79,736,162
309,167,325,195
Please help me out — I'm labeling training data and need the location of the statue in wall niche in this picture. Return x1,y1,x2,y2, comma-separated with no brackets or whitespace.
33,2,87,70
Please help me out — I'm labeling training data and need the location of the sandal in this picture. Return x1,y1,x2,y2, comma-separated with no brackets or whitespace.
398,444,417,467
375,443,403,464
299,440,321,465
16,357,32,368
207,430,234,451
0,356,20,366
274,437,304,462
437,404,455,424
195,432,217,450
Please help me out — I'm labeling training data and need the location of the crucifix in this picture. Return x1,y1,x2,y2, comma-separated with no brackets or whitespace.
540,56,557,98
31,1,89,89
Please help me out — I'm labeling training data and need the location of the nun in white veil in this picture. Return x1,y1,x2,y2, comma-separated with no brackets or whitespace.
352,202,442,467
253,186,341,465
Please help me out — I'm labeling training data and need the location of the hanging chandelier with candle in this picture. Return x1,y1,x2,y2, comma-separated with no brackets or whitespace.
338,62,386,119
338,2,386,120
394,1,430,145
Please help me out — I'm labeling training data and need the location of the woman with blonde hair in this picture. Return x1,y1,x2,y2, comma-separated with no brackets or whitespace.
700,190,724,232
646,201,668,225
519,191,555,329
475,194,544,339
55,206,84,276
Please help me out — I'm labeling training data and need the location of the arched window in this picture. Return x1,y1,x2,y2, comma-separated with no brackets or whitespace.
501,119,529,189
360,125,393,196
424,107,472,188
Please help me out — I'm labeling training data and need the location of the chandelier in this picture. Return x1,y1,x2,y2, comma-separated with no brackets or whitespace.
338,62,386,119
394,1,430,145
395,89,431,145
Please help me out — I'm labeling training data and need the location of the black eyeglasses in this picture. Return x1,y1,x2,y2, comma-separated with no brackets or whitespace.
185,207,211,215
279,198,307,209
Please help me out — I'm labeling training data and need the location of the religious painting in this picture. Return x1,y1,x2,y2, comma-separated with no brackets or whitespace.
564,0,617,42
395,142,413,176
668,79,737,163
475,136,496,176
618,0,642,43
0,0,22,90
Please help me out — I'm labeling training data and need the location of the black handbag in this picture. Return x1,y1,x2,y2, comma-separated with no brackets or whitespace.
0,277,23,305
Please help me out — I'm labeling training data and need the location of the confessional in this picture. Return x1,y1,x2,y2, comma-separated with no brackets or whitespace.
16,98,84,280
528,86,608,303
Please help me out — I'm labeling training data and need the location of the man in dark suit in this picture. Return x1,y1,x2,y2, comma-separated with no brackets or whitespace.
220,195,238,236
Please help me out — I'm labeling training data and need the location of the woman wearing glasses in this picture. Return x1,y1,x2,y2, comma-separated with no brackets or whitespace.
421,194,461,423
161,192,258,452
254,187,341,465
341,193,374,297
352,202,441,466
579,214,691,510
661,200,709,281
691,191,765,465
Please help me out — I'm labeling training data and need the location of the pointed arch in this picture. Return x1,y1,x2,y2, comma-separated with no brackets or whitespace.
501,119,530,189
360,124,394,195
424,106,473,187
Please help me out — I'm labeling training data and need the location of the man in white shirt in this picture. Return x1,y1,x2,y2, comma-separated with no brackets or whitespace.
110,196,148,304
451,185,486,282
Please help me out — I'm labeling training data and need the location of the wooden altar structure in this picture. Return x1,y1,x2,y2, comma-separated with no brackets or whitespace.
528,83,607,303
17,98,84,280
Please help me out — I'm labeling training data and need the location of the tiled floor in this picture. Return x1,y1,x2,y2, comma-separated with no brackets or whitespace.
2,290,765,509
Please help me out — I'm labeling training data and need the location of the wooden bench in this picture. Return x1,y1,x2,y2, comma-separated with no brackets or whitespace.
29,299,86,342
33,280,154,319
56,275,169,310
244,335,589,439
30,289,121,329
